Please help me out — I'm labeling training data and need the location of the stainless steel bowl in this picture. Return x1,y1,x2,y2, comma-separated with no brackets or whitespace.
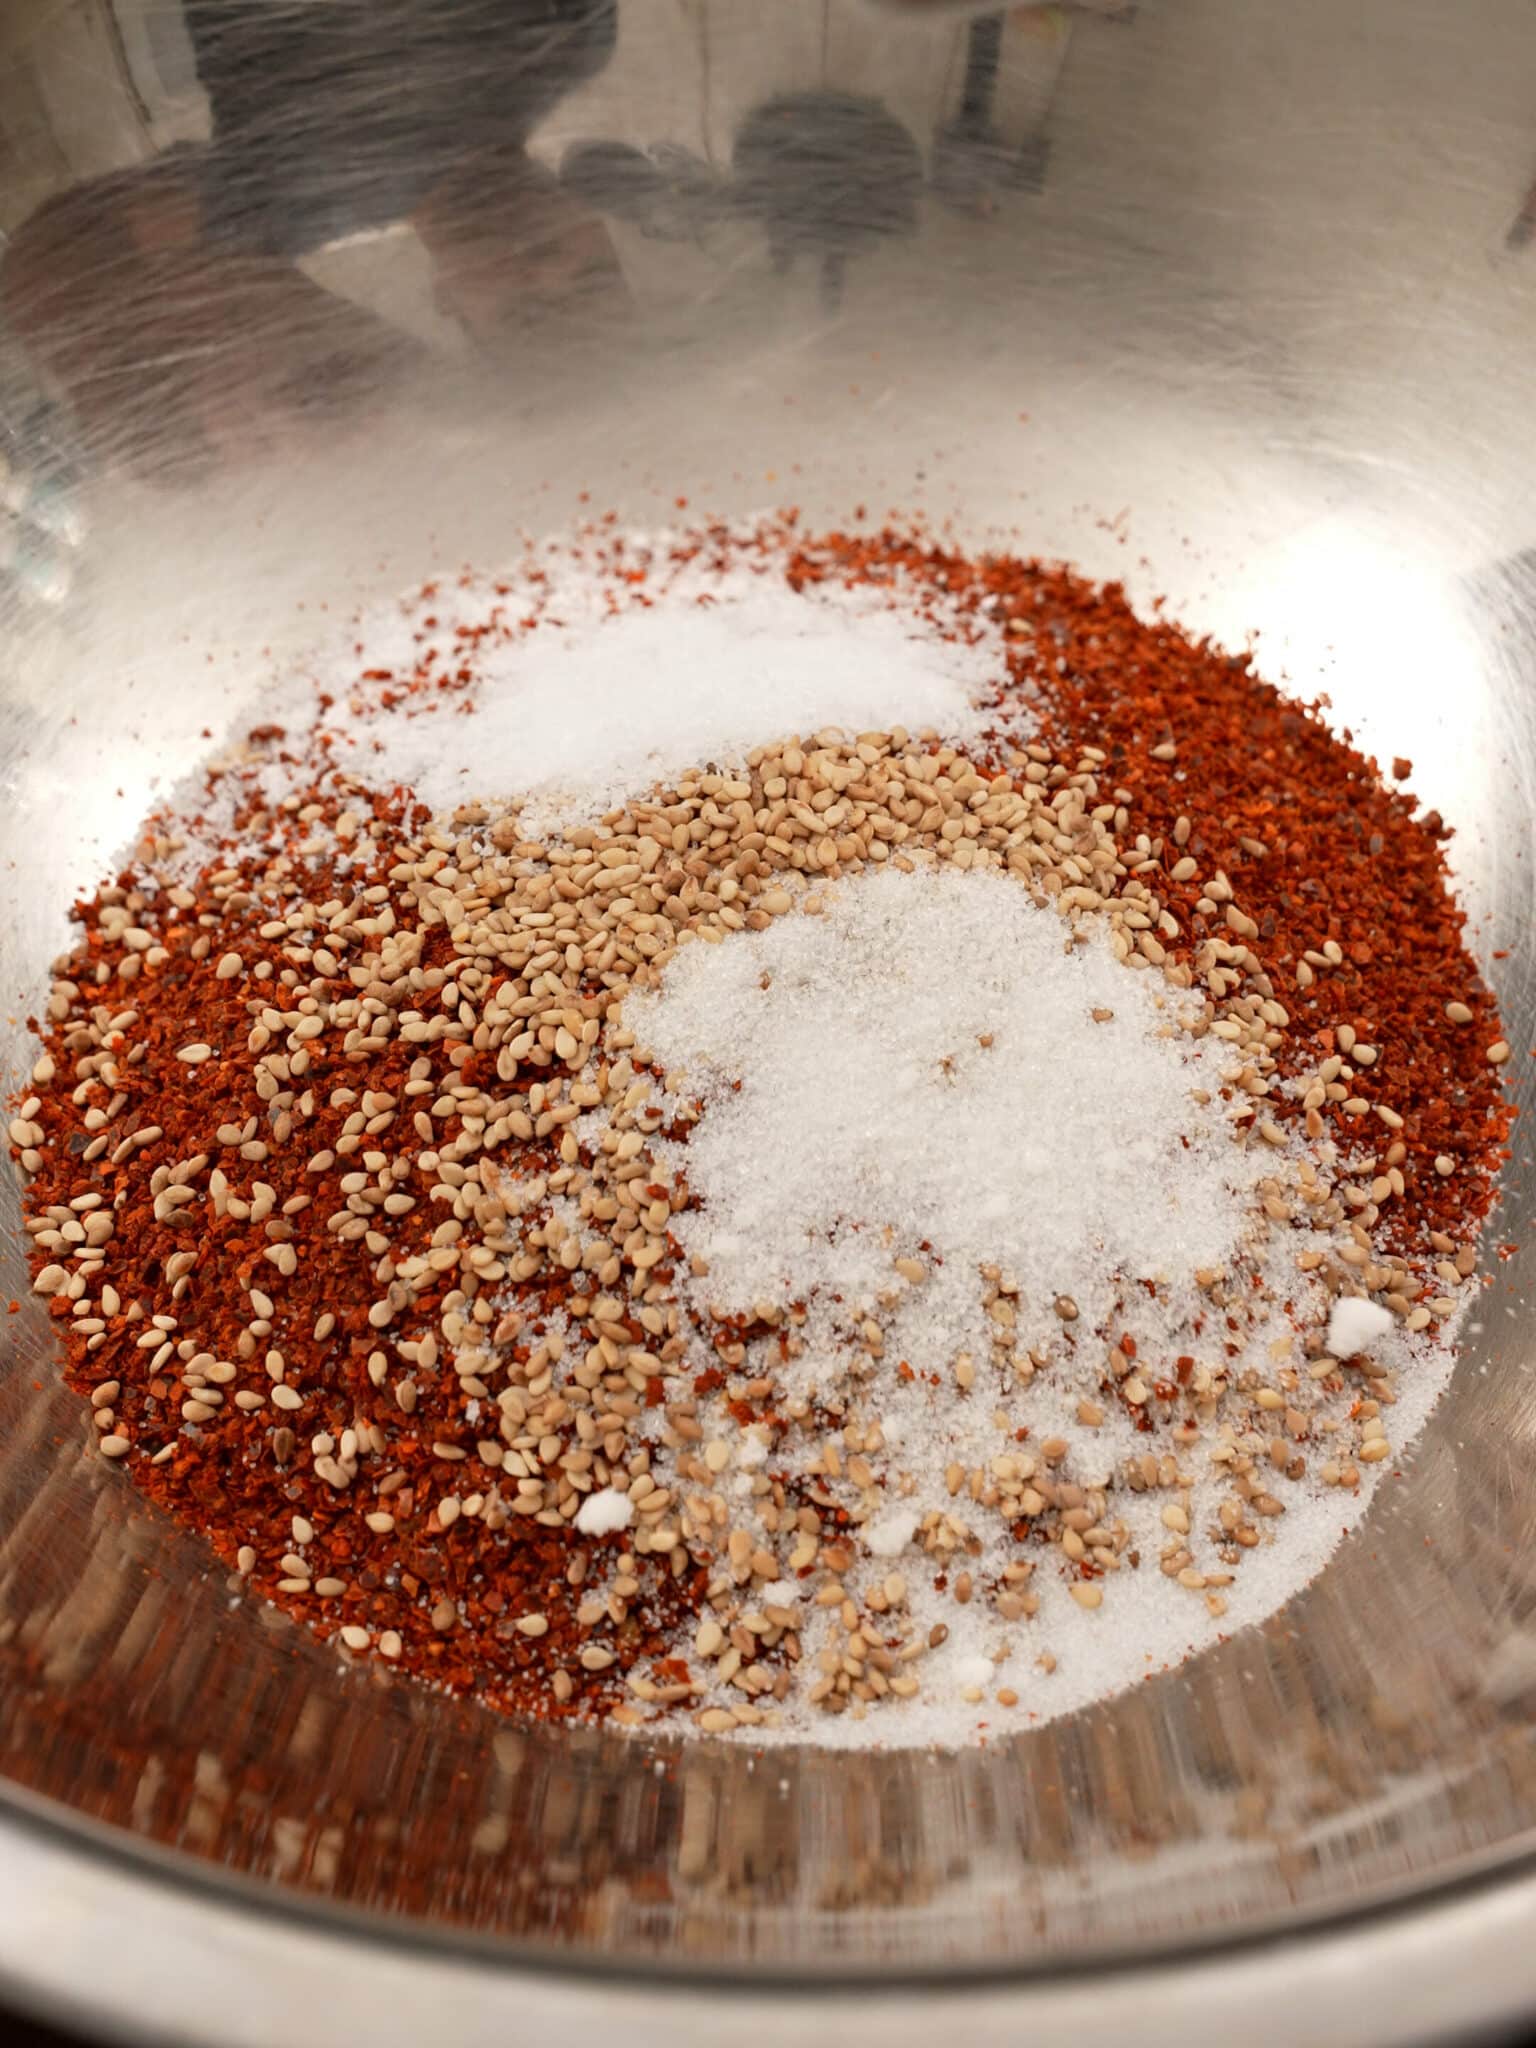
4,2,1536,2040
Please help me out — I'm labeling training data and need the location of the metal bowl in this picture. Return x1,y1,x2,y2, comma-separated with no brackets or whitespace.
3,2,1536,2040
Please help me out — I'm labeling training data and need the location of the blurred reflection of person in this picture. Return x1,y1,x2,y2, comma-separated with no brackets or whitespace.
731,92,923,312
531,0,1118,182
0,151,421,483
2,0,628,475
183,0,619,258
411,145,630,349
189,0,628,353
527,0,1135,302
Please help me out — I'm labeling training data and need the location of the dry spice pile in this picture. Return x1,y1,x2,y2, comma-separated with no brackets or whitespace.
8,522,1516,1743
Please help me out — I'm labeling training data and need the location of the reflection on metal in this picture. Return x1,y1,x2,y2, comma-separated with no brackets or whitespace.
2,1,1536,2043
734,91,922,311
0,336,83,610
931,14,1049,209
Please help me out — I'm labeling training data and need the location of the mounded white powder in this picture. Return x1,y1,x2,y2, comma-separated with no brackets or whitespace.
574,1487,635,1537
863,1508,923,1558
1327,1296,1395,1357
314,549,1000,839
148,533,1010,887
630,863,1257,1343
430,590,990,836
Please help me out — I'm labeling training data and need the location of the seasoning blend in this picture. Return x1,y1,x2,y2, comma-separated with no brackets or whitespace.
8,520,1514,1743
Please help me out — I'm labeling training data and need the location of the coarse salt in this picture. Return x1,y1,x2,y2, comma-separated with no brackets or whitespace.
630,863,1256,1349
319,545,999,836
574,1487,635,1537
143,530,1010,888
1327,1296,1396,1357
863,1508,922,1557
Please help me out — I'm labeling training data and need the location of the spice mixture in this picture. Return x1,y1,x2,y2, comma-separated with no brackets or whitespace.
8,520,1515,1744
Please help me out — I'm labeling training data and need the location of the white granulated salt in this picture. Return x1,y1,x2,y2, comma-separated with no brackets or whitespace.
1327,1295,1396,1357
629,863,1257,1352
573,1487,635,1537
863,1508,923,1557
149,538,1008,890
954,1656,997,1688
317,553,999,837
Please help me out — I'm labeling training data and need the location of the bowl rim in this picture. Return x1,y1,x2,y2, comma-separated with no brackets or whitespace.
1,1767,1535,2047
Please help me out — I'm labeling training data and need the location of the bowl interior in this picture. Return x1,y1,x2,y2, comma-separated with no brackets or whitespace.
3,0,1536,1992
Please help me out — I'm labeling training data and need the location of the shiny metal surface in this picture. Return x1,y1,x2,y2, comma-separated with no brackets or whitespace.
3,1,1536,2040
